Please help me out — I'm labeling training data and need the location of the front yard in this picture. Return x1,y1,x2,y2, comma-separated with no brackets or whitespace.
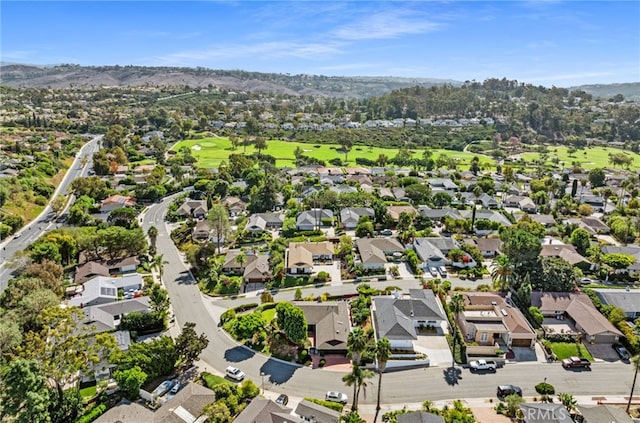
548,342,594,360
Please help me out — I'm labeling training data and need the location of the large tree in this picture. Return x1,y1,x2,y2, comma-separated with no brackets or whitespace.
175,322,209,369
347,326,368,365
207,203,230,254
276,303,308,345
491,255,514,292
373,338,391,423
0,359,51,423
500,228,542,281
342,364,374,412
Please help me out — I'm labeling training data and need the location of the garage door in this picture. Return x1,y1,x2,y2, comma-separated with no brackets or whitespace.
595,334,617,344
512,338,533,347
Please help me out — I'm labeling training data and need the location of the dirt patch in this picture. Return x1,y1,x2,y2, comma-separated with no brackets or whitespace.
471,407,512,423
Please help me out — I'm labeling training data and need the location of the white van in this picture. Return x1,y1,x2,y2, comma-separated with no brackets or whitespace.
438,266,447,277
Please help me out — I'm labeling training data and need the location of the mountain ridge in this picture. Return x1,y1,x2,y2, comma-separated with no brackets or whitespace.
1,63,637,100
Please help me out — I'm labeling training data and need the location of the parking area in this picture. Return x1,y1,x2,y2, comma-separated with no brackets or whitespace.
414,328,453,367
314,260,342,286
585,342,625,362
385,261,413,279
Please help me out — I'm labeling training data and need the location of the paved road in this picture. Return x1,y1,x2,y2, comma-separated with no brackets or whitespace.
0,135,103,290
142,195,635,404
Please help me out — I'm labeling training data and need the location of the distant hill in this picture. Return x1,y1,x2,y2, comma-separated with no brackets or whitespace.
569,82,640,102
0,64,460,98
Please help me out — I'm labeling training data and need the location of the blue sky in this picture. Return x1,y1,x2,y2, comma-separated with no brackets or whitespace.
2,1,639,87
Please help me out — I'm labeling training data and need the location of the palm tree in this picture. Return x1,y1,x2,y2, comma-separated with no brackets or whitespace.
347,327,367,365
449,293,465,366
147,226,158,253
235,252,246,273
627,355,640,413
557,393,577,413
373,338,391,423
152,253,169,281
342,364,374,412
491,255,514,292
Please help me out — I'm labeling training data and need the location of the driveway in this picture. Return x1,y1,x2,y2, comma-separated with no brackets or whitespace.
385,261,413,280
414,329,454,367
585,342,625,362
314,260,342,286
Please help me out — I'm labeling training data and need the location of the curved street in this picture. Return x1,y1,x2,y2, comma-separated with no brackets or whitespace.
142,194,634,408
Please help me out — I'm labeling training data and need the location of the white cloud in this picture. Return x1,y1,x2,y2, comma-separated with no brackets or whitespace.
332,9,442,41
1,50,35,60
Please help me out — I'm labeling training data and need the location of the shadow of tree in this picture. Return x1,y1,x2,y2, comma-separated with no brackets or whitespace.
259,358,300,385
443,366,463,386
224,345,256,363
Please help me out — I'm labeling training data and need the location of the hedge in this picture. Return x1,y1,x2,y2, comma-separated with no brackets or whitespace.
74,404,106,423
303,397,344,413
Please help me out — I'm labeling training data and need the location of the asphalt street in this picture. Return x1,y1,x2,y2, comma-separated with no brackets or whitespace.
0,135,103,290
142,195,633,405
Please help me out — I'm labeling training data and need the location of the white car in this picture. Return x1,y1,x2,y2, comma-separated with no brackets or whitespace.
325,391,348,404
225,366,245,382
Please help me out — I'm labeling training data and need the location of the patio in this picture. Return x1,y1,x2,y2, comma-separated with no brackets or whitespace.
542,317,577,336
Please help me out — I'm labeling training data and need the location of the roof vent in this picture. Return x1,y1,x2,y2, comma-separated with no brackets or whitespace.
491,301,497,306
501,309,508,316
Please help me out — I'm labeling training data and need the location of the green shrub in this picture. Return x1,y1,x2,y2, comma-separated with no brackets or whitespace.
220,309,236,325
233,303,259,313
74,404,106,423
319,359,326,367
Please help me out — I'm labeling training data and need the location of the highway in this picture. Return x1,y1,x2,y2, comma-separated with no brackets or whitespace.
142,194,634,405
0,135,103,290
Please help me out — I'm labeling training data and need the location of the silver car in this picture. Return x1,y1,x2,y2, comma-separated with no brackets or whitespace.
325,391,348,404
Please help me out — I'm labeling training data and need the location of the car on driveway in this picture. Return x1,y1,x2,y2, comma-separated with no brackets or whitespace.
166,382,181,399
613,343,630,361
497,385,522,398
325,391,348,404
152,380,175,397
380,229,393,236
429,267,439,277
275,394,289,406
225,366,245,382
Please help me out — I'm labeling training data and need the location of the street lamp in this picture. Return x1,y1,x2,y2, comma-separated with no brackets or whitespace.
260,372,266,395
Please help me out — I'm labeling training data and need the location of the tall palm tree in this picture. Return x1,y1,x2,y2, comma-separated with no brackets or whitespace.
373,338,391,423
236,252,246,273
342,364,374,412
491,255,514,292
147,226,158,253
152,253,168,281
347,327,367,365
627,355,640,413
449,293,465,366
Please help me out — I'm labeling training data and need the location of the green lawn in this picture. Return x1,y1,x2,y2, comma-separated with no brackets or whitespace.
518,146,640,169
201,371,234,389
171,136,491,169
549,342,594,361
261,308,276,323
79,385,97,399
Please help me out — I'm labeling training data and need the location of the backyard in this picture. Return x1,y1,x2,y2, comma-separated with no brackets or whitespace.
171,136,488,168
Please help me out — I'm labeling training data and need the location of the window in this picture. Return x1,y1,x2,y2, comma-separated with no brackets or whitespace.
480,333,488,342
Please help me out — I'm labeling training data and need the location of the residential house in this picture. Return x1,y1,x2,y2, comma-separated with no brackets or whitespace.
575,194,605,212
386,205,417,221
575,404,634,423
519,403,573,423
460,192,501,209
427,178,459,191
595,287,640,319
392,187,411,202
245,213,284,233
504,195,526,208
296,209,333,231
222,196,247,216
176,199,208,219
418,206,461,221
457,292,536,348
242,255,272,289
379,187,394,200
294,301,350,353
82,297,150,333
192,220,211,241
540,244,591,269
69,273,143,307
531,292,623,344
518,197,538,213
458,209,512,227
356,238,404,270
565,217,610,235
525,214,556,228
236,398,303,423
74,261,110,284
414,237,476,269
94,383,215,423
100,194,136,213
295,399,341,423
397,411,445,423
340,207,375,229
372,290,447,349
286,242,333,275
463,238,503,258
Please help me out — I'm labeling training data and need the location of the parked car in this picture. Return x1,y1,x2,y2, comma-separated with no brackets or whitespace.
152,380,175,397
613,343,630,361
429,267,439,277
497,385,522,398
469,359,497,372
561,356,591,369
225,366,245,381
438,266,448,277
579,278,593,286
166,382,181,399
325,391,348,404
380,229,393,236
275,394,289,406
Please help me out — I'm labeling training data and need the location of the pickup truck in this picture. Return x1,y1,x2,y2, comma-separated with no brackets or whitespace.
561,356,591,369
469,359,497,372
